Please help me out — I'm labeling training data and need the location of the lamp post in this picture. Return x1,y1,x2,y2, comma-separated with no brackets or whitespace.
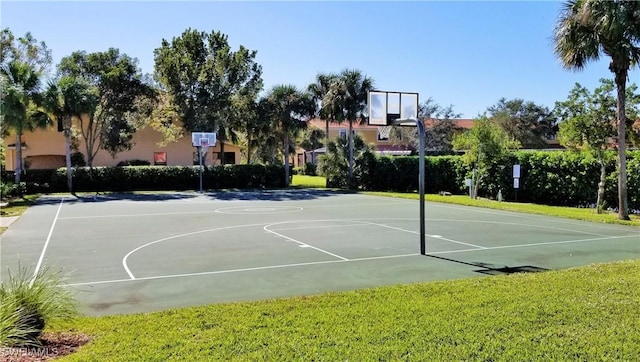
392,117,426,255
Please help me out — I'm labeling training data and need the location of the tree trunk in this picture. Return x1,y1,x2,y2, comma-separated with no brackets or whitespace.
246,128,252,164
14,133,22,184
325,120,329,153
596,158,606,214
220,141,225,165
614,71,629,220
64,129,73,194
284,137,290,187
348,121,354,189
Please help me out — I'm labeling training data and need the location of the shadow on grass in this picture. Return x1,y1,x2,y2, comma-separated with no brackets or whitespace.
425,254,549,275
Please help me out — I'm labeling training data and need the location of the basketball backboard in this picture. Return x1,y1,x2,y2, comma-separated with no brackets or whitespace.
368,91,419,126
191,132,217,147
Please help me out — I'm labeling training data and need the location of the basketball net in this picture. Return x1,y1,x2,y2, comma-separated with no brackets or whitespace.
200,138,209,154
378,126,392,140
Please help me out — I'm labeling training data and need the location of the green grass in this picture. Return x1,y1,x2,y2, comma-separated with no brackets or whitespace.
364,191,640,227
53,259,640,361
0,194,39,235
0,194,39,217
291,174,327,188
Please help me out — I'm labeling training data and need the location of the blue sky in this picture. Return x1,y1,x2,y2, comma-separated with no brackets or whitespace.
3,1,639,118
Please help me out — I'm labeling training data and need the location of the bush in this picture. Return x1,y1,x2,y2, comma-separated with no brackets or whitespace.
0,265,78,347
303,162,317,176
0,181,26,200
71,152,86,167
116,159,151,167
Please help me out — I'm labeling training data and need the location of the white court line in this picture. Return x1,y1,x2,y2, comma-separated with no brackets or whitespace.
30,198,64,286
122,222,271,280
263,224,349,261
269,223,370,231
362,221,487,249
67,253,420,287
122,217,635,281
69,233,638,288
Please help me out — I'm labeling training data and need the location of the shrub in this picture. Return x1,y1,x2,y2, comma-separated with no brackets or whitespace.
0,265,78,347
116,159,151,167
303,162,317,176
71,152,86,167
0,181,26,200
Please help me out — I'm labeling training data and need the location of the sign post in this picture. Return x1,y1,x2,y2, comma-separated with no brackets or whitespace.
513,164,520,201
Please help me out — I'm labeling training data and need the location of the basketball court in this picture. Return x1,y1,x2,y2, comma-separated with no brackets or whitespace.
1,190,638,316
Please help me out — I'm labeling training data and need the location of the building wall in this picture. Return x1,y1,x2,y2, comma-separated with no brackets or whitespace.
3,124,241,171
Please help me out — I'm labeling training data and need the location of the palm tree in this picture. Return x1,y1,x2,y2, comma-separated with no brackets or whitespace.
0,61,50,184
554,0,640,220
308,73,338,149
323,69,374,188
38,76,97,193
265,85,314,186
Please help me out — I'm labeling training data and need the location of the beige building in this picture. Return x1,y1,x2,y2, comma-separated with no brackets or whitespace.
3,123,241,171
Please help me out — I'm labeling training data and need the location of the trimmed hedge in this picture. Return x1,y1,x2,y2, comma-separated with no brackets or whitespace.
17,164,286,193
359,150,640,211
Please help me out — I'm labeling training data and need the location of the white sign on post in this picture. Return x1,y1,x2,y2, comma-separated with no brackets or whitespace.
513,164,521,178
514,178,520,189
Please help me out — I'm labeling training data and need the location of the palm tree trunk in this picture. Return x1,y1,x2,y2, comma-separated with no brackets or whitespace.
64,129,73,193
325,120,329,153
284,137,290,186
614,71,629,220
14,133,22,184
596,157,606,214
348,121,354,188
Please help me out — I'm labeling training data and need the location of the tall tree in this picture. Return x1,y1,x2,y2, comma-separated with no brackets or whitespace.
263,85,314,186
554,0,640,220
243,97,276,164
487,98,557,149
322,69,374,188
0,29,52,183
452,116,520,199
308,72,338,148
58,48,154,166
154,28,262,164
38,76,98,192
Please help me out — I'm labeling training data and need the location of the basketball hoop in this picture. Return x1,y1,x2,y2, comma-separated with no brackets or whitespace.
200,137,209,154
378,126,392,140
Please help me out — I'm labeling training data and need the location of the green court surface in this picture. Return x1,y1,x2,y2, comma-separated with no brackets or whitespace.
1,190,638,316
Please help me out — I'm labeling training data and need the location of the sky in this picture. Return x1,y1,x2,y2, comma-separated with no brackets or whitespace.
2,0,639,119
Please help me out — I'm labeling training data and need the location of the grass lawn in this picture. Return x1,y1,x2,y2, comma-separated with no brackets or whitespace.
0,194,38,235
364,192,640,227
291,174,327,188
0,194,38,217
53,259,640,361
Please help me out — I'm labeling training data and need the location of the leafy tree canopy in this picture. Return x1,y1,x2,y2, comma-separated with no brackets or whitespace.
58,48,155,164
487,98,557,149
153,28,263,139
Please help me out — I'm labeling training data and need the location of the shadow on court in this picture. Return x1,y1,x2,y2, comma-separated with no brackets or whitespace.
425,254,549,275
46,189,354,204
205,189,354,201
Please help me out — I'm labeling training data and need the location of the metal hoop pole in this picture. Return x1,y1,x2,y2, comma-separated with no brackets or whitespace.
392,117,426,255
